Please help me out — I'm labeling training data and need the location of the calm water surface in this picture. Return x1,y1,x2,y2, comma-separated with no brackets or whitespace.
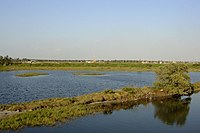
0,70,199,104
0,70,155,104
1,70,200,133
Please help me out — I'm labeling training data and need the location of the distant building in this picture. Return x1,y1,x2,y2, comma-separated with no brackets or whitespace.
86,57,96,63
27,60,36,64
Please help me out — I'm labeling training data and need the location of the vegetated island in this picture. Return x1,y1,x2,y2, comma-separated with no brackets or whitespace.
1,64,200,130
16,72,48,77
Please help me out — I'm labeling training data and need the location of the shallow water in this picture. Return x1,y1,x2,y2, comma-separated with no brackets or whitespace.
0,70,155,104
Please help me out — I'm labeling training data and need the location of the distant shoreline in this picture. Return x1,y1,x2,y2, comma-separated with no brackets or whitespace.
0,62,200,72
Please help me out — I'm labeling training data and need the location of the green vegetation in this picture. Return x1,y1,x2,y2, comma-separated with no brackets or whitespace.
103,89,115,94
1,82,199,130
0,98,150,130
193,82,200,92
1,55,200,72
0,61,160,72
16,72,48,77
0,64,200,130
154,63,194,96
1,61,200,72
0,55,13,66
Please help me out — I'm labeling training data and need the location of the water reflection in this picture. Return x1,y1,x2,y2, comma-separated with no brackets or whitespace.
152,97,191,126
91,100,143,115
12,98,194,133
94,97,191,127
20,94,200,133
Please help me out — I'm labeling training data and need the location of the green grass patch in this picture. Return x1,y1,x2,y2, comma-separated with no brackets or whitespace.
103,89,115,94
16,72,48,77
0,62,161,72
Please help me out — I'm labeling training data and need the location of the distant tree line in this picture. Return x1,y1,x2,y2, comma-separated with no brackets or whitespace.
0,55,14,66
0,55,28,66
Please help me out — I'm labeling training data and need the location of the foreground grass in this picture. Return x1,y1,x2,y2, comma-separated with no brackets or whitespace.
16,72,48,77
0,82,200,130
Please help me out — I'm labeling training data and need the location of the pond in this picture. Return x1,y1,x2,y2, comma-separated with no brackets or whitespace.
0,70,156,104
1,70,200,133
0,71,200,104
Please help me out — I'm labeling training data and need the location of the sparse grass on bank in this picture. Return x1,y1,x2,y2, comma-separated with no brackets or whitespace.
16,72,48,77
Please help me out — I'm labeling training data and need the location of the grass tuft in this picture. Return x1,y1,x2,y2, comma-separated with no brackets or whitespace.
103,89,115,94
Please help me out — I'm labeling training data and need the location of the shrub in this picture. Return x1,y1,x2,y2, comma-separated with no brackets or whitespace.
154,63,193,96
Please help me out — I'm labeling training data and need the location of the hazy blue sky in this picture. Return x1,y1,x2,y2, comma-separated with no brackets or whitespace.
0,0,200,61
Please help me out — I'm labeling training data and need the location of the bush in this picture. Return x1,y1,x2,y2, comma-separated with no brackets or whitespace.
154,63,193,95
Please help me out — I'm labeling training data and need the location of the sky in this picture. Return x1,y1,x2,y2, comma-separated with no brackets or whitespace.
0,0,200,61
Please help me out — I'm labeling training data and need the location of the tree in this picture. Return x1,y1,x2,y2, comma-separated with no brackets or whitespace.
0,56,3,65
0,55,14,66
4,55,12,66
154,63,193,96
